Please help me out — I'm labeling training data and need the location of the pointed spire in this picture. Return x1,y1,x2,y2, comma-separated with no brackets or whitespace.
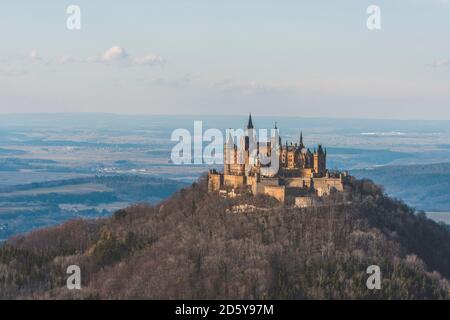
272,122,279,142
247,113,254,129
226,129,233,145
299,131,305,149
318,144,324,153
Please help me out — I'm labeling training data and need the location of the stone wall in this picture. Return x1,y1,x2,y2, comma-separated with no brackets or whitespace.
312,177,344,196
283,177,311,188
263,185,285,202
208,173,222,192
223,174,246,189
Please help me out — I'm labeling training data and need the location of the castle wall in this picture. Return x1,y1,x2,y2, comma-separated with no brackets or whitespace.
208,173,222,192
252,177,280,196
285,187,309,197
246,176,259,195
246,175,257,186
263,185,285,202
252,182,265,195
283,177,311,188
259,177,280,186
312,177,343,196
223,174,246,189
299,168,313,178
229,164,245,176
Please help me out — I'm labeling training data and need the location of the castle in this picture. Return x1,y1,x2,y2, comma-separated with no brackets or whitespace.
208,114,345,205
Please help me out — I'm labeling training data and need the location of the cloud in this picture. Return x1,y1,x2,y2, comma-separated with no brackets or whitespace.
14,46,165,68
100,46,128,63
87,46,128,64
86,46,164,67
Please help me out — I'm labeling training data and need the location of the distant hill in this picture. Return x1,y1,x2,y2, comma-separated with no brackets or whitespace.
0,175,188,240
326,147,412,170
0,148,27,156
0,176,449,299
351,163,450,212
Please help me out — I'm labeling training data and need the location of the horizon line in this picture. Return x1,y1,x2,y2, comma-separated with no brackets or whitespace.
1,112,450,122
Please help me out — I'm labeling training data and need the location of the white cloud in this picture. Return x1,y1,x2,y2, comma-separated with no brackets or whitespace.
15,46,165,68
100,46,128,63
86,46,164,67
87,46,128,64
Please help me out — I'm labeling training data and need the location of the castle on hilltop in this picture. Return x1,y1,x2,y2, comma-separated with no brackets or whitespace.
208,114,345,205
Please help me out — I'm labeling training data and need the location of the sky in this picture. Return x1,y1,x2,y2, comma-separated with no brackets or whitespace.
0,0,450,120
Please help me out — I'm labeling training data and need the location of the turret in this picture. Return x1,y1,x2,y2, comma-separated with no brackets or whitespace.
299,131,304,149
313,144,327,176
271,122,280,146
224,129,234,174
247,113,254,129
318,144,324,154
245,114,256,161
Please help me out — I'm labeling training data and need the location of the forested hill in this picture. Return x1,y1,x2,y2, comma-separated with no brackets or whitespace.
0,176,449,299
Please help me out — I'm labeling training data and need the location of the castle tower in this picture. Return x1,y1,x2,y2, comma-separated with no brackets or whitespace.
313,144,326,176
245,113,256,149
244,113,257,175
224,130,234,175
